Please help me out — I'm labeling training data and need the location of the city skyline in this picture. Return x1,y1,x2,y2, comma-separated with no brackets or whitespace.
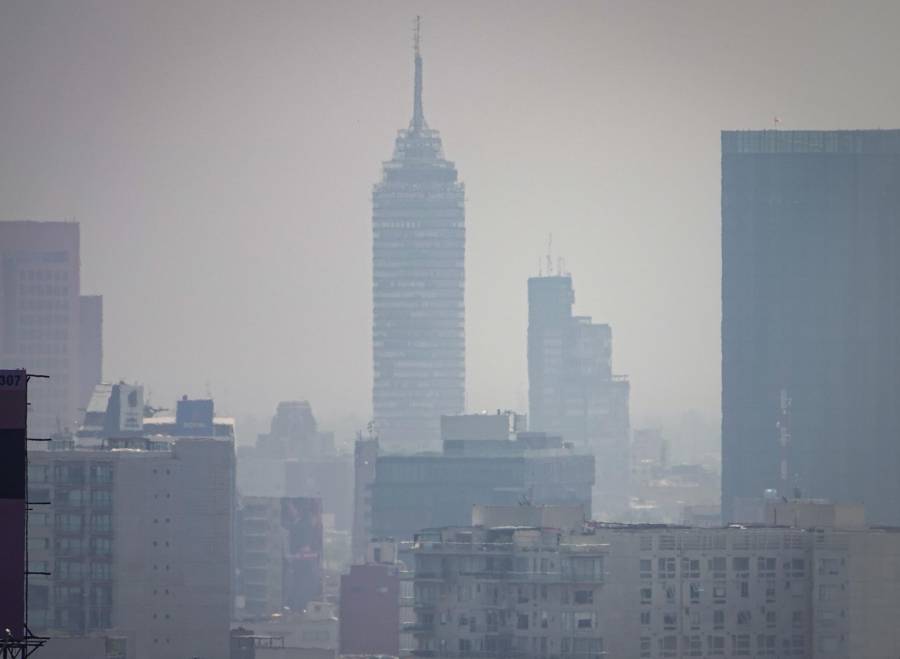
2,2,899,440
5,3,900,658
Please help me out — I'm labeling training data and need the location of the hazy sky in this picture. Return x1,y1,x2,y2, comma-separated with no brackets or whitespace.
3,1,899,440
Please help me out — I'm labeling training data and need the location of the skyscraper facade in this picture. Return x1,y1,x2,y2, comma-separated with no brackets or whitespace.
0,221,83,437
372,28,465,450
527,274,630,518
722,129,900,524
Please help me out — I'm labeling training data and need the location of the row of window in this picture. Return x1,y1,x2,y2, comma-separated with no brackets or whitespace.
640,608,807,629
641,556,802,578
640,578,806,604
640,633,804,658
29,463,113,484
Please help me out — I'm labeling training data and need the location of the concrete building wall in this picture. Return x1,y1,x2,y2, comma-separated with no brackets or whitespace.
410,511,900,659
339,564,400,656
28,435,234,659
352,438,378,564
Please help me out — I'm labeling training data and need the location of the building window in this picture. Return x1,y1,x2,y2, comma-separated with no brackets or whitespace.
575,612,595,629
658,557,676,578
732,557,750,572
517,614,529,630
574,589,593,605
689,582,701,602
688,635,702,657
90,562,110,580
640,611,650,626
660,635,677,657
682,558,700,578
640,587,652,604
91,514,111,532
713,610,724,629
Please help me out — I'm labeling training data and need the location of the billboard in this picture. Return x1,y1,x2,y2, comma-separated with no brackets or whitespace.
0,369,27,640
117,384,143,433
281,497,323,611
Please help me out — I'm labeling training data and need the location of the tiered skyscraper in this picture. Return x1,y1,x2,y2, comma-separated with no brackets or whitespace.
372,24,465,451
722,130,900,525
528,273,630,518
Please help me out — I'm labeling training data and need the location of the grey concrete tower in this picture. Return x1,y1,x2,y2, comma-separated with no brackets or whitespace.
372,20,465,451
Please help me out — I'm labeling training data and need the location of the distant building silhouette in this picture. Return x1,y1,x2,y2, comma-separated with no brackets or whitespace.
527,274,630,518
372,23,465,450
363,412,594,542
0,221,102,437
722,129,900,524
77,295,102,416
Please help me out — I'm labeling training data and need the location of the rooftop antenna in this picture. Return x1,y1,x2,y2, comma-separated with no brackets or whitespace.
546,233,553,276
411,16,425,131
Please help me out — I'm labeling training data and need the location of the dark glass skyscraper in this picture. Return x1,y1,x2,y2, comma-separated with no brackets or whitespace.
722,130,900,524
372,27,465,451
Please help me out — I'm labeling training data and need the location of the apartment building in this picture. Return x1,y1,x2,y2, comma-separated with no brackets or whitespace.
408,502,900,659
27,391,235,659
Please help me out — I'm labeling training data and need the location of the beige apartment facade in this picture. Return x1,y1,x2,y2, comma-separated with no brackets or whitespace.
409,502,900,659
28,434,234,659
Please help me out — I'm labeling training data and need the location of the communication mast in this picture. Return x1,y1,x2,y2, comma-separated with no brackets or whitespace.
776,387,792,497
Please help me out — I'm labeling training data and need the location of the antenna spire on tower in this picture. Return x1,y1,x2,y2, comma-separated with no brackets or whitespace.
411,16,425,131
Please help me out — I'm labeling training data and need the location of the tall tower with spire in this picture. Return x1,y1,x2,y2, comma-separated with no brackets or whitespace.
372,19,465,451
